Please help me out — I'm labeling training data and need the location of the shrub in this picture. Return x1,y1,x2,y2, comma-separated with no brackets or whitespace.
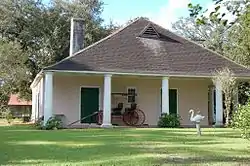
45,116,63,130
22,116,30,123
3,109,13,124
34,116,44,129
157,113,181,128
232,102,250,139
34,116,63,130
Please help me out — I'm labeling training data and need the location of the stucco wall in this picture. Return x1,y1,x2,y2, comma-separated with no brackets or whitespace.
112,77,161,125
38,77,44,118
170,79,211,126
52,74,211,126
33,76,45,120
53,75,103,125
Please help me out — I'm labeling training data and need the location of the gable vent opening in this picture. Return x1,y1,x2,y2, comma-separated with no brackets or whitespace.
139,25,160,39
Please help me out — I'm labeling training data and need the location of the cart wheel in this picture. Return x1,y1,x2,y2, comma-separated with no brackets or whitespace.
135,109,146,126
122,111,130,125
129,111,139,126
123,110,139,126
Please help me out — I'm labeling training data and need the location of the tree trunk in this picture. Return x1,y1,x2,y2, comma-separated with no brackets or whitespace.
225,93,232,126
226,107,230,126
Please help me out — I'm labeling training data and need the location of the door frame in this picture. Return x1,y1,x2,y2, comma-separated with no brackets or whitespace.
79,86,101,123
159,88,179,115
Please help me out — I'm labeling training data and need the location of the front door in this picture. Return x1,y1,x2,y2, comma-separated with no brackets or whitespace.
169,89,177,115
80,87,99,123
160,89,178,115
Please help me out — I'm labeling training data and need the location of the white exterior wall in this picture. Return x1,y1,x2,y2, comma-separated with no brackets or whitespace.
31,76,45,121
52,74,211,126
31,87,37,122
53,75,103,125
38,77,44,118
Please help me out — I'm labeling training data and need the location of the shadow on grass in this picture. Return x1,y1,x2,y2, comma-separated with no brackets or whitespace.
0,125,249,166
157,156,250,165
160,147,250,165
214,133,243,138
3,144,250,166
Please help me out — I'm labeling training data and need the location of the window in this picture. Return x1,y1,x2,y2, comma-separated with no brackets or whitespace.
127,87,136,103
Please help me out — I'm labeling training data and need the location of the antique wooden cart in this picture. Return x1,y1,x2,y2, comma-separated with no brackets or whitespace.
98,92,146,126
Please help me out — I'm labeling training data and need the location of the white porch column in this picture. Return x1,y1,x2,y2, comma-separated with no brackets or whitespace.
39,77,45,119
162,77,169,114
31,88,36,122
215,82,223,126
101,74,112,128
43,72,53,126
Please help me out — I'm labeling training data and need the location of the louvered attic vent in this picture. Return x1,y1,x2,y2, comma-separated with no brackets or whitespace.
139,24,160,39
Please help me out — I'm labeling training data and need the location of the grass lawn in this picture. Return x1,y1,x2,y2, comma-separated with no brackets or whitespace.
0,125,250,166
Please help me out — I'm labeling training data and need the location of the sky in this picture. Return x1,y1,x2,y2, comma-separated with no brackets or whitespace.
102,0,213,29
42,0,214,30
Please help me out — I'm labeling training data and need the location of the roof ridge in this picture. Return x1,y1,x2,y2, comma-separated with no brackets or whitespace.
44,17,143,70
148,19,250,72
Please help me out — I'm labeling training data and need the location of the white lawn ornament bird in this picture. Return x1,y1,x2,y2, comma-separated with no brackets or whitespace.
189,109,205,136
189,109,205,123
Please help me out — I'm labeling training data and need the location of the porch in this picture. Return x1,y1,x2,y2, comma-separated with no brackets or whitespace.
32,72,224,127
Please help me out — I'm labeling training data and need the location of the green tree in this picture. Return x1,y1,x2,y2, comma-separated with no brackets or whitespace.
0,83,11,113
232,101,250,139
126,17,149,25
0,40,29,101
188,0,249,26
172,17,209,42
213,68,236,126
187,1,250,127
172,16,227,54
223,6,250,67
0,0,117,101
0,41,28,82
186,0,249,55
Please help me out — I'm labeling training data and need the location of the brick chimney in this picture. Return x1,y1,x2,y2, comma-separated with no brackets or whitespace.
69,18,84,57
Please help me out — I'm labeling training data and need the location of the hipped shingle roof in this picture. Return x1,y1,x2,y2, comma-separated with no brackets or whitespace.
45,18,250,77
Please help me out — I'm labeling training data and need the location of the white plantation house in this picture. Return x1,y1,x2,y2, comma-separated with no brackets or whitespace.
30,18,250,128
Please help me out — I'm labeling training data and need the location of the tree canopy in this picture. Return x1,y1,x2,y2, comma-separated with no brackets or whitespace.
173,0,250,66
0,0,118,103
173,0,250,128
172,17,227,54
188,0,249,26
223,5,250,67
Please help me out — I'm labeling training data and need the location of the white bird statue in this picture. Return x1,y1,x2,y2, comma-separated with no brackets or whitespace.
189,109,205,123
189,109,205,136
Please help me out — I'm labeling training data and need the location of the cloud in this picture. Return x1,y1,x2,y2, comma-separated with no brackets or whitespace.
145,0,237,30
146,0,191,30
109,0,191,30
